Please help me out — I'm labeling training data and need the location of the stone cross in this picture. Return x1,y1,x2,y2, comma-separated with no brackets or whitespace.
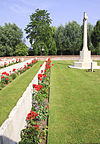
69,12,99,69
83,12,88,51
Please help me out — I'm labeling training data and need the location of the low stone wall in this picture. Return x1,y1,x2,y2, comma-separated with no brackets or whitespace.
1,55,100,61
0,60,46,144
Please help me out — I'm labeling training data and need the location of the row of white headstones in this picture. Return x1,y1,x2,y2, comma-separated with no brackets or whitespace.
0,58,24,67
0,58,48,144
0,58,38,81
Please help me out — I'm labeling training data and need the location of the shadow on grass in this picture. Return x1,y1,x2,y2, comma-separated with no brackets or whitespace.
0,135,17,144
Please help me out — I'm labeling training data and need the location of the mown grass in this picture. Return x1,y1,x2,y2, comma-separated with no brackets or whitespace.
48,60,100,144
0,61,43,126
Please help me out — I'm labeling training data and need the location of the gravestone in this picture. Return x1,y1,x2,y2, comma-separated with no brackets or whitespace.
69,12,99,69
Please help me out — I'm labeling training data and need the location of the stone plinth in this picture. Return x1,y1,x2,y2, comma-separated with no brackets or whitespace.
79,50,92,62
69,50,98,69
70,61,98,69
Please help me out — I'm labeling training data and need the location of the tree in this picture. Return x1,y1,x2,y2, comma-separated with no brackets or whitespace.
0,44,6,56
64,21,82,55
96,42,100,54
47,26,57,55
32,41,38,55
25,9,52,55
87,23,95,54
87,23,93,48
50,39,57,55
96,42,100,55
15,43,28,56
91,20,100,54
51,26,57,42
38,41,48,55
56,25,64,55
0,23,23,56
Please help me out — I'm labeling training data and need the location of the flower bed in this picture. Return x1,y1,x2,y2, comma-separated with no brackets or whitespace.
0,58,38,90
0,58,23,68
19,58,53,144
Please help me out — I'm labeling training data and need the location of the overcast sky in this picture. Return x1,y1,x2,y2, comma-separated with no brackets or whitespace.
0,0,100,46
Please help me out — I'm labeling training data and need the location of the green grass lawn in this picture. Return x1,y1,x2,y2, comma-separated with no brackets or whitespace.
0,61,43,126
48,60,100,144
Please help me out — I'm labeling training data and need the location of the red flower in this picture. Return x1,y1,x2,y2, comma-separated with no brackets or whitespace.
35,87,40,91
33,84,37,87
33,84,43,91
52,64,54,66
6,78,9,81
39,78,42,81
40,64,42,67
41,70,43,73
1,76,4,79
38,74,42,78
13,68,16,71
43,74,46,77
6,73,9,76
2,72,6,75
34,125,39,130
44,70,46,73
38,85,43,89
26,110,38,120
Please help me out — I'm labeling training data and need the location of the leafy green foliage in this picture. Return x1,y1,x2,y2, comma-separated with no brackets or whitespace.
19,120,40,144
64,21,82,55
33,41,38,55
87,23,94,51
91,20,100,54
50,39,57,55
96,42,100,54
0,23,23,56
10,73,17,80
15,43,28,56
56,25,65,55
1,77,9,84
25,9,52,55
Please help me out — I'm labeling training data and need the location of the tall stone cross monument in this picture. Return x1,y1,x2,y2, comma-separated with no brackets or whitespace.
69,12,98,69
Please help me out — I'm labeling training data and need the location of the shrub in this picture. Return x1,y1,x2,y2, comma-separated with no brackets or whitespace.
1,77,9,84
10,73,17,80
18,69,25,74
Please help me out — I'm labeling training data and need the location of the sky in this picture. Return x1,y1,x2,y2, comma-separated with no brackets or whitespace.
0,0,100,47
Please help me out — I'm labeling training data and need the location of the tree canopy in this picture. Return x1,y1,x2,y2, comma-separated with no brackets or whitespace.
91,20,100,54
0,23,24,56
25,9,53,55
15,43,28,56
